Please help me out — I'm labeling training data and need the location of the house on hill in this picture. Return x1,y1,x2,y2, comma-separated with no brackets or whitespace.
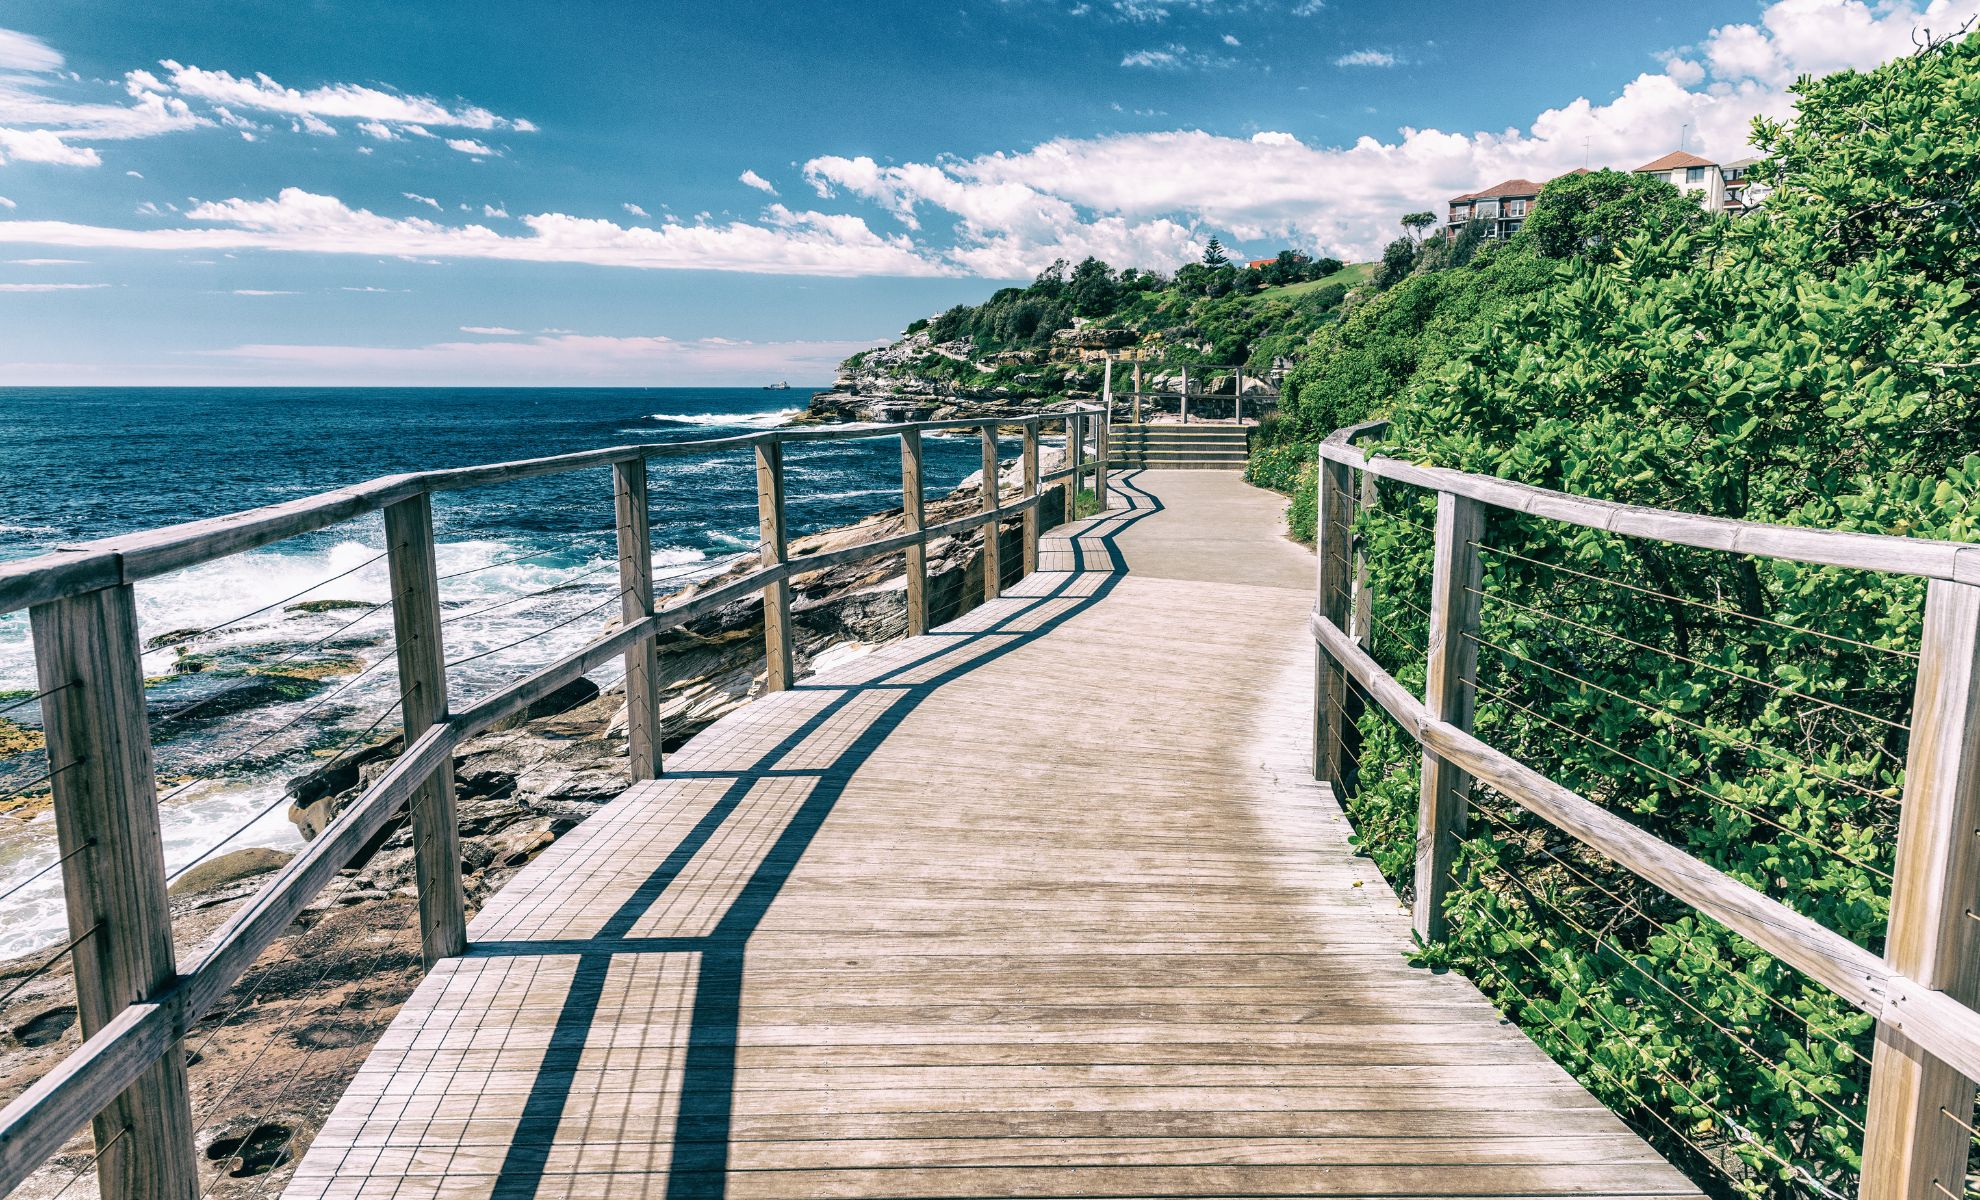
1444,179,1546,241
1720,157,1767,214
1632,150,1730,210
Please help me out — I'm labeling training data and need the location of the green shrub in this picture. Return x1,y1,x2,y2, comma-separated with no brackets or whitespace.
1336,32,1980,1199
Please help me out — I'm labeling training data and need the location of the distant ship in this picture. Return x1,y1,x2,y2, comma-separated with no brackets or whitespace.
763,381,790,390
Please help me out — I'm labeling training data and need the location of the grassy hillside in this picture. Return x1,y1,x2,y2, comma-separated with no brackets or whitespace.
830,250,1372,407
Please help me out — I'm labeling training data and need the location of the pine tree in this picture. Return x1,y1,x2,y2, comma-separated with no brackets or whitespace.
1201,236,1229,266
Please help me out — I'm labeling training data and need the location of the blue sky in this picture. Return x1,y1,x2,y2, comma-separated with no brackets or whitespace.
0,0,1968,385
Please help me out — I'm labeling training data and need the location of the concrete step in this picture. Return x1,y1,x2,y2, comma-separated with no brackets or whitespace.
1111,437,1251,448
1107,459,1246,471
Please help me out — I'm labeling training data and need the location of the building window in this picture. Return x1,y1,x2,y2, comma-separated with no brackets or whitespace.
1686,166,1706,184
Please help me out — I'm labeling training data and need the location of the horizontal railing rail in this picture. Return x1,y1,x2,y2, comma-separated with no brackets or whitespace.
0,404,1108,1200
1310,422,1980,1199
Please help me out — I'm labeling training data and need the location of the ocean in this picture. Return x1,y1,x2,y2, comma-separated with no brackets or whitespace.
0,387,1000,956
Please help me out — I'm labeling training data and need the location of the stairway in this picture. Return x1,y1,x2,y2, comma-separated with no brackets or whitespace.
1109,422,1252,471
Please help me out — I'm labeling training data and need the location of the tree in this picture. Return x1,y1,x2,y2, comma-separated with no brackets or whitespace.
1400,211,1437,242
1201,236,1229,266
1067,256,1120,318
1515,168,1703,261
1371,236,1419,289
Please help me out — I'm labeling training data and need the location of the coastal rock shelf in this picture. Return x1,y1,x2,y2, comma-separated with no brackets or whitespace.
282,473,1699,1200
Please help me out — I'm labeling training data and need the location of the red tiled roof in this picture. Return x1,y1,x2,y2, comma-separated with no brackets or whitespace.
1449,178,1543,205
1634,150,1717,172
1246,258,1277,269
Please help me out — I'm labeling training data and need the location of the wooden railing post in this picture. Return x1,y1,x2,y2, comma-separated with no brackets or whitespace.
1132,360,1143,424
1313,454,1354,784
1066,413,1084,517
980,426,1002,601
1180,367,1190,424
613,458,663,781
1861,578,1980,1200
384,493,466,966
755,438,793,690
1235,370,1244,423
901,428,928,636
1093,408,1110,512
29,585,197,1200
1102,356,1113,416
1414,491,1484,943
1021,421,1040,574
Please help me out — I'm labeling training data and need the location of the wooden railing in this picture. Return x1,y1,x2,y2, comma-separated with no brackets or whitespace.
0,405,1107,1200
1310,421,1980,1200
1098,358,1271,425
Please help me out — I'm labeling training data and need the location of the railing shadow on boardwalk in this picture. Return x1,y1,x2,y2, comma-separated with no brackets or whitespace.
471,472,1165,1200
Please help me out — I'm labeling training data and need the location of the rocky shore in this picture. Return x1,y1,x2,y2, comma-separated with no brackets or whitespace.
0,445,1075,1198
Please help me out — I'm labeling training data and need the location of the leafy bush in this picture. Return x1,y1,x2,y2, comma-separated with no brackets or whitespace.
1335,32,1980,1199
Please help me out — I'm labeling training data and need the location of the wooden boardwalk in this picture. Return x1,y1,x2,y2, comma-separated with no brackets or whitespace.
285,471,1702,1200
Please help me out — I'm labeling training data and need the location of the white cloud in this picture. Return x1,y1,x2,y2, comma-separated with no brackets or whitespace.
1334,49,1398,67
801,0,1980,271
403,192,440,209
339,285,405,292
623,202,649,218
230,288,296,295
739,169,779,196
0,197,13,209
0,28,63,73
482,203,508,218
0,282,106,291
1120,42,1233,69
460,325,523,335
0,39,527,167
1222,33,1242,45
186,331,881,386
7,257,81,264
125,169,142,178
0,186,949,276
446,137,495,156
0,127,103,166
0,74,204,145
137,61,532,133
1121,45,1183,68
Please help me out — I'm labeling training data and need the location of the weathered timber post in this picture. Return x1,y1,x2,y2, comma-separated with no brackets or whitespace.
980,426,1002,601
1180,366,1190,425
1021,420,1040,573
1414,492,1484,943
30,587,198,1200
756,438,794,690
1350,471,1375,646
614,458,663,780
1132,359,1143,424
1235,369,1245,423
901,428,928,635
1860,578,1980,1200
1093,407,1110,513
1313,454,1354,784
1102,356,1113,417
385,493,467,966
1066,412,1084,516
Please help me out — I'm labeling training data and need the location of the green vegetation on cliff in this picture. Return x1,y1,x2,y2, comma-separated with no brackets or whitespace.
1273,33,1980,1199
839,246,1359,406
